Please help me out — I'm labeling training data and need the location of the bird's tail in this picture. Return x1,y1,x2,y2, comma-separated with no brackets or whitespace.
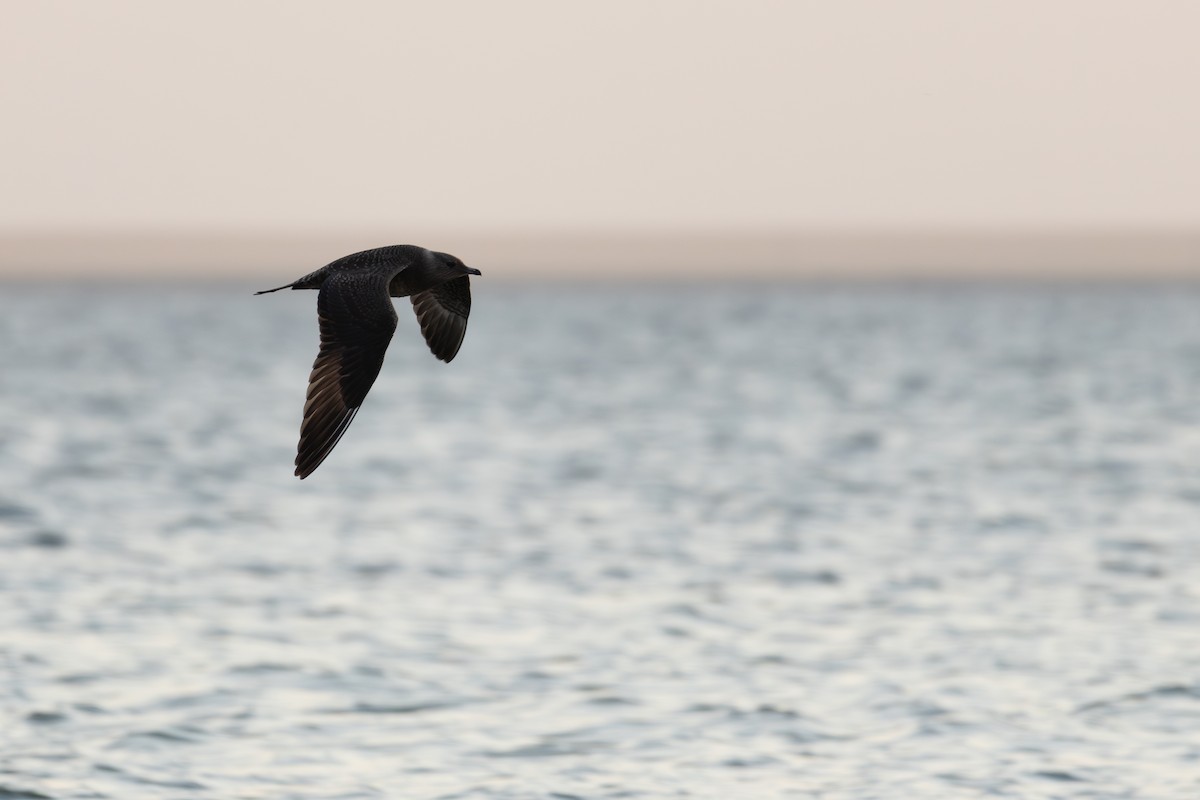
254,282,294,295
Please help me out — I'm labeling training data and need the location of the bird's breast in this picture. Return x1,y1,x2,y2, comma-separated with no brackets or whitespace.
387,273,419,298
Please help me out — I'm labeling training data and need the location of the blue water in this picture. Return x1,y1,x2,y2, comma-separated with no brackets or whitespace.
2,283,1200,798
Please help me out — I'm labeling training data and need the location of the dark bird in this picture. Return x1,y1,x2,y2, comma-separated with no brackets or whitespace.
256,245,481,479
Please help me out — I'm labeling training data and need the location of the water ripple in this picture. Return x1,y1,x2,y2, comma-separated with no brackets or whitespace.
2,285,1200,797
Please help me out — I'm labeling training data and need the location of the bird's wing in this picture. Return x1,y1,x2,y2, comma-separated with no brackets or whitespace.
409,276,472,362
295,269,399,478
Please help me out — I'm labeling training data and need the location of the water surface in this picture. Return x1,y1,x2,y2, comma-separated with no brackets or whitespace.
2,284,1200,798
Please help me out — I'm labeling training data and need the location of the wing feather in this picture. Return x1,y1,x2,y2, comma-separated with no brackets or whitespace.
294,270,399,478
410,276,472,362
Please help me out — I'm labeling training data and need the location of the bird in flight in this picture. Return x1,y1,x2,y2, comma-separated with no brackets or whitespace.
256,245,481,479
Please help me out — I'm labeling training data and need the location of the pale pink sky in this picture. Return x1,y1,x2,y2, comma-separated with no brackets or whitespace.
2,0,1198,236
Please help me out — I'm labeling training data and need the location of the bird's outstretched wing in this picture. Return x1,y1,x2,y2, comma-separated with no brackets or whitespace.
410,276,472,362
295,270,399,478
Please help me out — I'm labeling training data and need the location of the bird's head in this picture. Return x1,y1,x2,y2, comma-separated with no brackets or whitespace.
428,250,482,279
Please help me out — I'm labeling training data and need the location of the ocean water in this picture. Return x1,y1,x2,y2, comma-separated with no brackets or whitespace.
2,283,1200,799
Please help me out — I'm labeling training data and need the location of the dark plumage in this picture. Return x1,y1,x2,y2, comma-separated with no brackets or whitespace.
256,245,481,479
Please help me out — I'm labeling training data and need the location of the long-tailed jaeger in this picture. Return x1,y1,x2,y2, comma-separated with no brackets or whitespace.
256,245,481,479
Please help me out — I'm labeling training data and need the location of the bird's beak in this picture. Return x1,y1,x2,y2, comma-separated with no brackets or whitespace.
466,267,482,276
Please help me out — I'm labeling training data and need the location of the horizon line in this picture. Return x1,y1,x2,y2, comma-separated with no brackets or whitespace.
2,225,1198,282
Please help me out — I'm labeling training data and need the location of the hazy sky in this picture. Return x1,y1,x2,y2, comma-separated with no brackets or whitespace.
2,1,1199,234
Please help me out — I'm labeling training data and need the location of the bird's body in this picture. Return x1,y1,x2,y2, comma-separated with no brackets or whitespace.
257,245,481,479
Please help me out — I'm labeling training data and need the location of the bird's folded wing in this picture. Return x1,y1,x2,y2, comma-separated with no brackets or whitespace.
295,270,399,478
410,276,472,362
